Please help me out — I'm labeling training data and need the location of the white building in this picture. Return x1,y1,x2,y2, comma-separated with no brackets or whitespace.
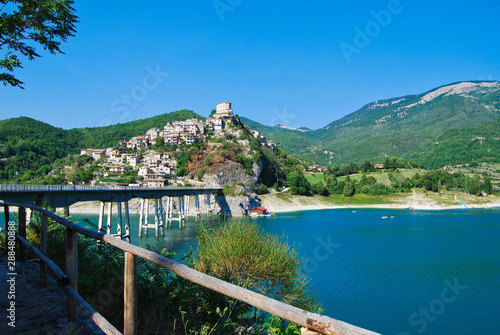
125,154,140,167
143,177,166,187
215,102,233,118
138,166,150,177
146,127,161,140
80,149,106,161
126,136,149,149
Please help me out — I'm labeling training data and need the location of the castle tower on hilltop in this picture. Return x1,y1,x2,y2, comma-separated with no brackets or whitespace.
215,102,234,118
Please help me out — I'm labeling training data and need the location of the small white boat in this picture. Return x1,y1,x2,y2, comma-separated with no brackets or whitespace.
250,213,273,218
381,216,388,219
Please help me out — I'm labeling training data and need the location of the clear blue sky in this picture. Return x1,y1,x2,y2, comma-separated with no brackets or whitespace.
1,0,499,130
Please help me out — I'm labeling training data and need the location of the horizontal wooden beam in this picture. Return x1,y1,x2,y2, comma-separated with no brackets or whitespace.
64,285,122,335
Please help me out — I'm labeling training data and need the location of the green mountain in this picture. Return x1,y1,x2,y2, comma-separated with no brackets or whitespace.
409,121,500,168
0,117,79,177
244,81,500,167
0,110,204,181
71,109,204,149
240,117,319,154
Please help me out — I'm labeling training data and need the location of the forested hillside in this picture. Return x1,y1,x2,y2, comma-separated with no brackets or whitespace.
0,117,79,181
0,110,203,181
71,109,203,149
240,117,319,156
410,121,500,168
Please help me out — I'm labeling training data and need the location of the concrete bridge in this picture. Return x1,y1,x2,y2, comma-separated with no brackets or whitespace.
0,184,223,240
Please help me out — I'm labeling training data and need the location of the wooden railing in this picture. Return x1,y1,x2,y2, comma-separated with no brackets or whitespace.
0,200,380,335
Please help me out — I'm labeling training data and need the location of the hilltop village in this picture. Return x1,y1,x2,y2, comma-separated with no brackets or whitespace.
80,102,276,187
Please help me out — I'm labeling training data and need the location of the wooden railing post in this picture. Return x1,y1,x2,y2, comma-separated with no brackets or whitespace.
40,214,48,286
3,204,9,250
18,206,27,261
65,228,79,322
124,252,138,335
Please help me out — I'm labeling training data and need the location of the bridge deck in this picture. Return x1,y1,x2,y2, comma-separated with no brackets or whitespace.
0,185,223,208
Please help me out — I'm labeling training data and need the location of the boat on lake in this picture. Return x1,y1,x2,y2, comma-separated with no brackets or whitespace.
249,206,273,217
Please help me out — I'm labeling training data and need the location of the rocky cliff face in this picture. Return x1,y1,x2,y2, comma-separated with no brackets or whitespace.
202,160,263,216
215,194,260,217
203,161,262,191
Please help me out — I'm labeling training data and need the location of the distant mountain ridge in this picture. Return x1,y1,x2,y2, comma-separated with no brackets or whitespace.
242,81,500,167
1,81,499,173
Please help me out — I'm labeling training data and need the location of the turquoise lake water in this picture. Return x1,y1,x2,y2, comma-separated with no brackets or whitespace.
2,207,500,334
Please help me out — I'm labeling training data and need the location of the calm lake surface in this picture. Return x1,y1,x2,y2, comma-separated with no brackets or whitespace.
3,207,499,334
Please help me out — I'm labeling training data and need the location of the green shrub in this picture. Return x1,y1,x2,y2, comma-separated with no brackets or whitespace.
235,154,254,175
209,137,223,143
198,167,207,181
256,184,269,195
195,221,320,317
204,156,212,166
343,182,355,197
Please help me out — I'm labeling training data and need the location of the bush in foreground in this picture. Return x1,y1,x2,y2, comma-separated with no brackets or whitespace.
195,221,321,328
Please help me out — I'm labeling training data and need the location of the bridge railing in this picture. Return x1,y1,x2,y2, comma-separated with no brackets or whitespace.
0,199,380,335
0,184,222,192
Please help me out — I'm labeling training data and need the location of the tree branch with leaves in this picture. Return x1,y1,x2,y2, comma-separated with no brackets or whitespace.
0,0,79,88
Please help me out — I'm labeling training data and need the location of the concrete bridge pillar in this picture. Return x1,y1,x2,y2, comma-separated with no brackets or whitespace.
167,196,173,227
106,202,112,234
139,198,162,238
195,194,201,222
138,199,144,238
144,199,149,236
63,194,70,217
184,195,190,220
25,207,32,225
154,197,160,238
205,193,212,217
96,199,129,241
138,198,151,237
98,202,105,233
117,200,123,238
157,195,164,237
123,199,131,242
177,195,185,228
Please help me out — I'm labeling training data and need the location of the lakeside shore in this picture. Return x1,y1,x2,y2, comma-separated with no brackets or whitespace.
2,193,499,215
259,192,500,213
